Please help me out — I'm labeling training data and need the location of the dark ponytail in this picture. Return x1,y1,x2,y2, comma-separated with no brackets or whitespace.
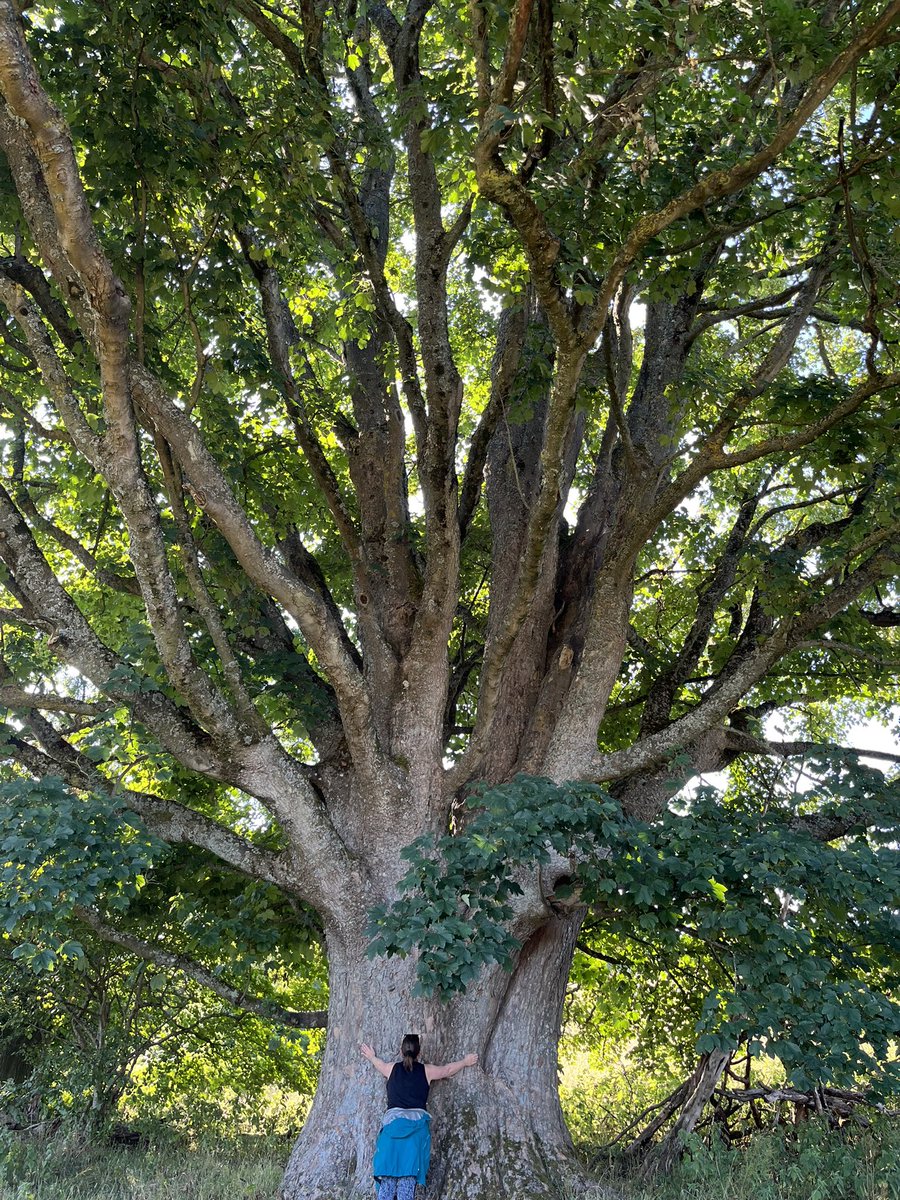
401,1033,420,1072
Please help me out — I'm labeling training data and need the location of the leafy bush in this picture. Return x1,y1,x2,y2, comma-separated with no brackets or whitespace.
643,1121,900,1200
560,1047,682,1152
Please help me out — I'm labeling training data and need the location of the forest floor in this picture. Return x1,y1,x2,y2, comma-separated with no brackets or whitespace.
0,1122,898,1200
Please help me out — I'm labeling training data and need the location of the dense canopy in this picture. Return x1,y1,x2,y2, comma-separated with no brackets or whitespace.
0,0,898,1196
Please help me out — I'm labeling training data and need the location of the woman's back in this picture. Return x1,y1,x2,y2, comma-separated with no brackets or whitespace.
386,1061,429,1110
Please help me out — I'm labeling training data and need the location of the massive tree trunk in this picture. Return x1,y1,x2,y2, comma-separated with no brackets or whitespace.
281,913,582,1200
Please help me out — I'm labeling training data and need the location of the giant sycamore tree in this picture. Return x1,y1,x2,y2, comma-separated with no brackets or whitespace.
0,0,899,1195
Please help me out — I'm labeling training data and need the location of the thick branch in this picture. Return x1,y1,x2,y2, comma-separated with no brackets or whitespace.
1,711,308,894
375,2,467,758
153,436,267,732
0,254,79,350
640,369,900,559
232,0,306,73
0,687,104,715
0,277,101,458
244,1,429,452
130,365,384,782
581,2,900,348
121,789,307,894
0,4,128,333
787,811,896,841
494,0,534,109
73,907,327,1030
450,346,585,787
861,606,900,627
12,481,141,597
0,6,389,784
236,233,363,566
0,481,218,773
688,284,804,342
587,549,899,783
0,23,245,743
458,299,529,537
725,730,900,767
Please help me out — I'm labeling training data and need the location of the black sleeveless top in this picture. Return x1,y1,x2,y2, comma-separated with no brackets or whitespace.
386,1061,429,1110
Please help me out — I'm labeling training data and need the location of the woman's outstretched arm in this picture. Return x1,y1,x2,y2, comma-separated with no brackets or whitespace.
425,1053,478,1083
361,1043,394,1079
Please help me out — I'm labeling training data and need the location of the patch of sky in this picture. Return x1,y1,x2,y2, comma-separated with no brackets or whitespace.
564,485,582,526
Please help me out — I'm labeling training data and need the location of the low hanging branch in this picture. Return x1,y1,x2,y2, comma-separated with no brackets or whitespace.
73,907,327,1031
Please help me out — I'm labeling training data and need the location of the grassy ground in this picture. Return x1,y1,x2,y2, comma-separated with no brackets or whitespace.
603,1123,900,1200
1,1122,899,1200
0,1134,283,1200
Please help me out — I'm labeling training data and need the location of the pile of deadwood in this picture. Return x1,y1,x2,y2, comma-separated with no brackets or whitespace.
703,1082,898,1140
597,1051,899,1175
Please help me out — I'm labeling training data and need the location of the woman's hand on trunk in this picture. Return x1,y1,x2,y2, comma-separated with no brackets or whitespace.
361,1043,393,1078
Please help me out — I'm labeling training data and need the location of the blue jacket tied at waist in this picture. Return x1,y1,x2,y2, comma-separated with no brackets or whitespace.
372,1108,432,1185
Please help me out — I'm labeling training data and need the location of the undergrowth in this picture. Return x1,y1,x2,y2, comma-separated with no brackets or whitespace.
0,1130,283,1200
629,1121,900,1200
1,1120,898,1199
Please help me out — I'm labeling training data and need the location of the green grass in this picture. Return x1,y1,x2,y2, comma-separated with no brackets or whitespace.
0,1132,284,1200
636,1123,900,1200
2,1122,898,1200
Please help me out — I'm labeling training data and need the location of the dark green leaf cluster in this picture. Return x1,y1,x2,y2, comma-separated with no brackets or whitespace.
0,776,161,967
137,846,322,975
367,776,619,996
371,759,899,1091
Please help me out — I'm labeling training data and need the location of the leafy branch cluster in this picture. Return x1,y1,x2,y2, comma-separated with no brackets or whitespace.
0,774,160,971
368,776,618,992
372,756,900,1092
